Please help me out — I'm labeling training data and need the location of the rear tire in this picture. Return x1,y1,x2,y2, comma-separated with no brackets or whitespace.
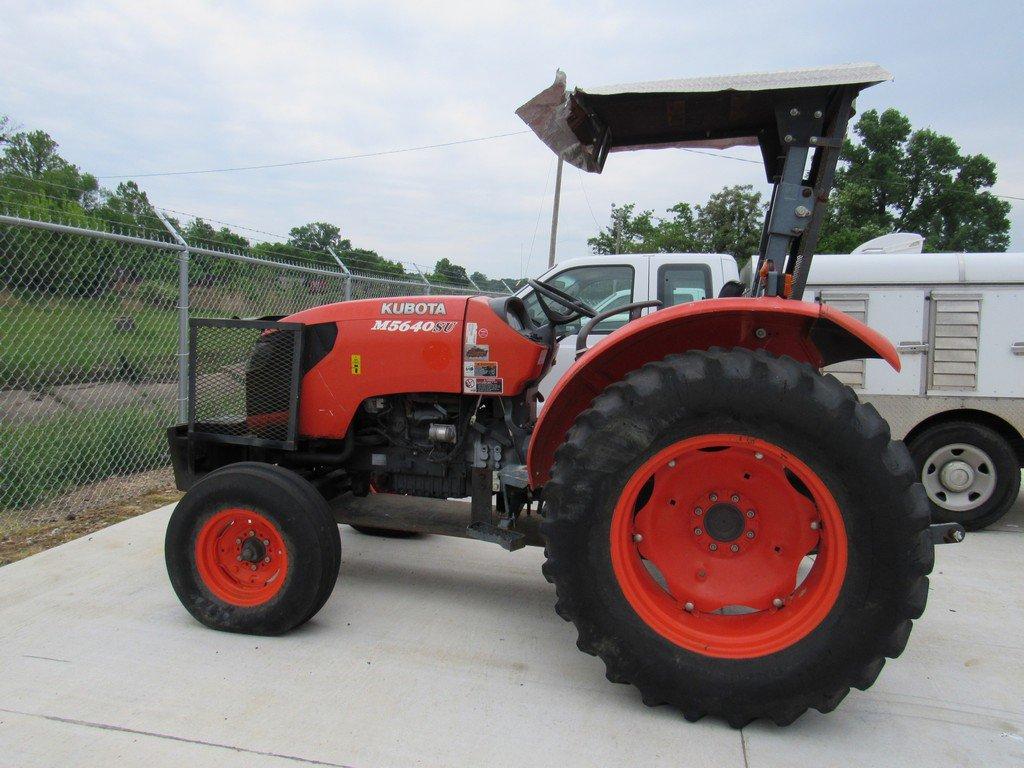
166,462,341,635
541,348,933,726
906,421,1020,531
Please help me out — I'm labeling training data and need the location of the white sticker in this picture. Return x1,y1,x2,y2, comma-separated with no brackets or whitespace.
370,320,457,333
464,377,477,392
465,322,478,345
464,361,497,377
464,344,489,360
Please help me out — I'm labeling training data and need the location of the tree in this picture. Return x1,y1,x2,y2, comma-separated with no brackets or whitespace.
820,108,1010,253
588,186,763,264
287,221,352,254
694,185,764,266
588,203,660,254
182,217,250,250
430,257,470,286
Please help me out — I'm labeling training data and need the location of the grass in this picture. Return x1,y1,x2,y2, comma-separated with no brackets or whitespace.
0,482,181,567
0,406,170,511
0,295,179,389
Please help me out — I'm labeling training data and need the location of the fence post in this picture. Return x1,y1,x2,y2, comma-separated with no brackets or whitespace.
155,209,190,423
326,246,352,301
501,279,515,294
466,273,481,292
414,264,432,295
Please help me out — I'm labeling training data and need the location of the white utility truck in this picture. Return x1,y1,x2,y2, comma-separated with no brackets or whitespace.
522,243,1024,530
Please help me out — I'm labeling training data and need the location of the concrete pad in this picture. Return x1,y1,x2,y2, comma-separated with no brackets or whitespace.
1,492,1022,767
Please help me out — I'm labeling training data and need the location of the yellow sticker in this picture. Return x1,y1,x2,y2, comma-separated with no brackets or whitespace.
350,354,362,375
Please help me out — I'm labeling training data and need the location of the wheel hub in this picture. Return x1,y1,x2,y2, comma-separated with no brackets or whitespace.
239,537,267,563
921,443,997,512
194,508,288,606
939,460,974,492
704,503,745,542
610,434,848,659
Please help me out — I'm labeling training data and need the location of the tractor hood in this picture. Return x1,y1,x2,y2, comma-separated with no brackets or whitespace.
516,63,891,177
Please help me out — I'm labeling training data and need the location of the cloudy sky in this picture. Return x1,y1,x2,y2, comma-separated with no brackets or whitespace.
2,0,1021,278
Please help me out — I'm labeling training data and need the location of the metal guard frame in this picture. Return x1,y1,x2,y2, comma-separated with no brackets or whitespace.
187,318,306,451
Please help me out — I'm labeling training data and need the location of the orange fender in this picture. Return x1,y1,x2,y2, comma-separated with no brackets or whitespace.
527,297,899,487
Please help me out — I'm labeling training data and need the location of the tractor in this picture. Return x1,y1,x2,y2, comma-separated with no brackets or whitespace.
165,64,963,727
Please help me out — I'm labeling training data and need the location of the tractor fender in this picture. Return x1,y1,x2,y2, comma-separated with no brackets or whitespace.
527,297,899,487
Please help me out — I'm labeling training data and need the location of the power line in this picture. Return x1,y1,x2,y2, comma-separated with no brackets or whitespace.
97,130,532,179
523,157,555,277
576,167,601,229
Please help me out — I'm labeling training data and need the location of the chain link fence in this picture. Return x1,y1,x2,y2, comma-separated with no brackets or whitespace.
0,209,501,535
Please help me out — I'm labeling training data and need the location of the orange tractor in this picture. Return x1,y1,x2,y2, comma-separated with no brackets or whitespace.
165,65,962,726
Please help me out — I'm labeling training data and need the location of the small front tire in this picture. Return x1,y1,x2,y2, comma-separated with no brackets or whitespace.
165,462,341,635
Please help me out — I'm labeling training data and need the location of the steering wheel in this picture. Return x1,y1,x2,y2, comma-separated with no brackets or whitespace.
527,278,598,326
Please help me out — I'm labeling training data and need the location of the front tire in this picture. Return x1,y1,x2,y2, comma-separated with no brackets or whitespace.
541,349,933,726
166,462,342,635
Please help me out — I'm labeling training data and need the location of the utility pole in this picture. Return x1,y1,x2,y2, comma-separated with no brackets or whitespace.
547,156,563,268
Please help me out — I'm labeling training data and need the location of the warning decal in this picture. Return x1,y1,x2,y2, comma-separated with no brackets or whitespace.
464,344,489,360
463,361,497,377
350,354,362,374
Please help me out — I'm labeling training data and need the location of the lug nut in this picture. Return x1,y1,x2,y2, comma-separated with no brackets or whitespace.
773,597,785,608
810,521,820,530
755,452,764,460
694,507,703,516
709,493,718,502
746,509,755,518
248,530,255,537
755,328,767,339
250,564,258,571
730,544,740,552
684,601,695,612
709,543,718,552
694,528,703,536
263,557,271,564
262,539,269,546
632,533,643,543
235,538,242,545
668,460,676,468
731,494,740,503
746,530,755,539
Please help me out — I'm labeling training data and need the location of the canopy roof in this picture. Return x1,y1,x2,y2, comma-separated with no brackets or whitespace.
516,63,892,174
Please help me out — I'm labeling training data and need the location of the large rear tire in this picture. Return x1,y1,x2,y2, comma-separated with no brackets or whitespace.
541,348,933,726
166,462,341,635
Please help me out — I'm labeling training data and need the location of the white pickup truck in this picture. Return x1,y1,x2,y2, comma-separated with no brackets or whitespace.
520,248,1024,530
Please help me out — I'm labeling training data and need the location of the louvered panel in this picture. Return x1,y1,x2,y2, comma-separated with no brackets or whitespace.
818,292,867,389
929,293,981,391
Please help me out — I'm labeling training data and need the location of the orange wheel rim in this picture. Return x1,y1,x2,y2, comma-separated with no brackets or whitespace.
610,434,847,659
195,508,289,607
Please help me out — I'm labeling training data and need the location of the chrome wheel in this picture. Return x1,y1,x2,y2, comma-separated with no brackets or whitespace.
921,443,996,513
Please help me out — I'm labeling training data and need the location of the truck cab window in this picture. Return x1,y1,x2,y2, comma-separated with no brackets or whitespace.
659,265,712,307
523,265,634,333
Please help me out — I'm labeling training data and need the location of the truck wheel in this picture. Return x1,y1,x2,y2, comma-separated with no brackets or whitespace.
907,421,1020,531
166,462,341,635
541,348,933,727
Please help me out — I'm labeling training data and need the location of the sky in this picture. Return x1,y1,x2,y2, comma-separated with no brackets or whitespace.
2,0,1022,278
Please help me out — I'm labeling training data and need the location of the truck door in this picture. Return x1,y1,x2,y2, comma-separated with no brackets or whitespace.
526,259,647,404
647,257,718,310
